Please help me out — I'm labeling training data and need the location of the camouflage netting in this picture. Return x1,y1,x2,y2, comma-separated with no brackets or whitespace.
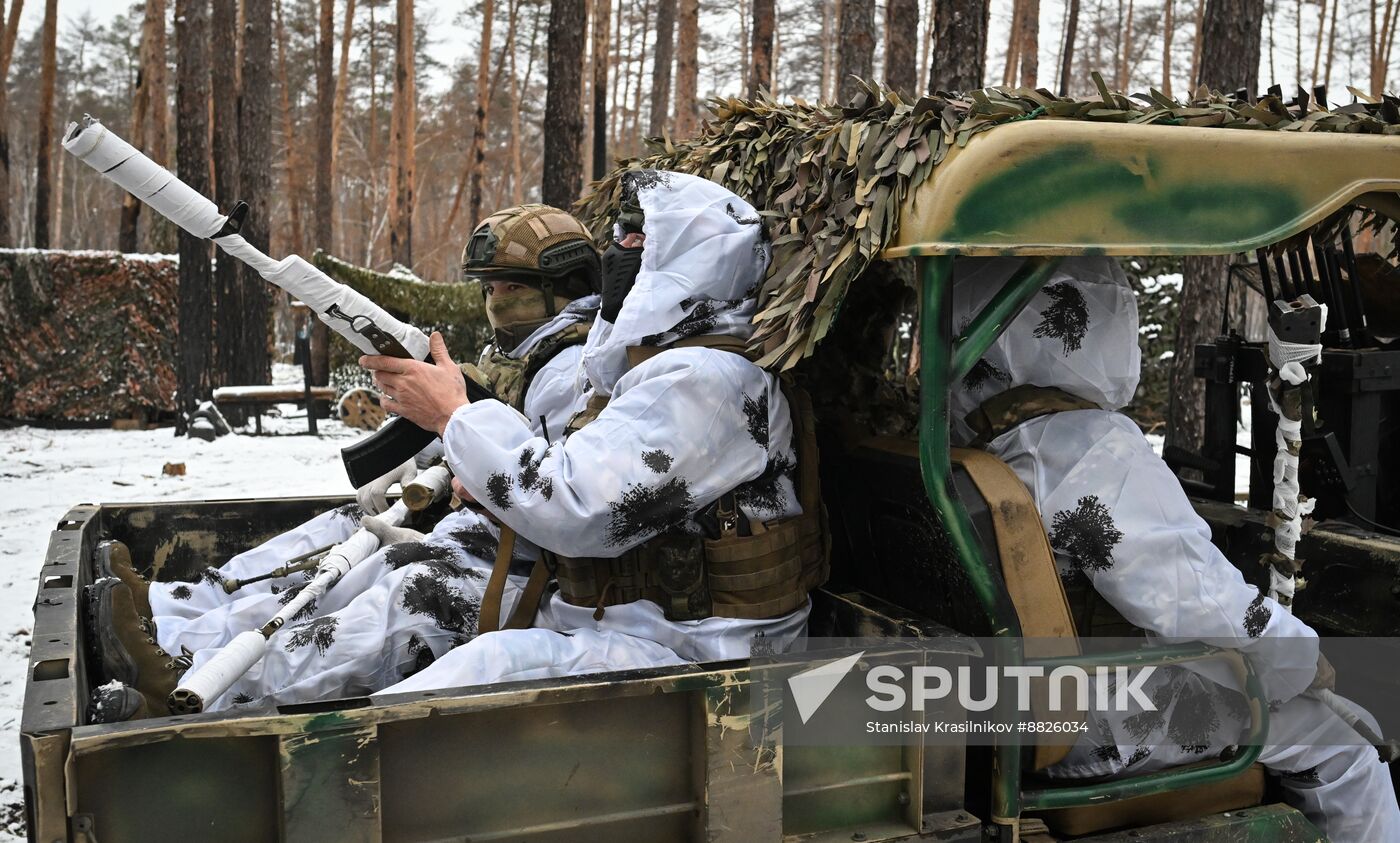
575,76,1400,371
311,251,492,391
0,250,179,421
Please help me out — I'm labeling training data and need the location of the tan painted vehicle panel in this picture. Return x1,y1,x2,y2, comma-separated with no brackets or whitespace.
884,120,1400,258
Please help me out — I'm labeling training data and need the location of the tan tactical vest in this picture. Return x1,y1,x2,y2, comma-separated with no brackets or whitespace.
463,321,592,415
549,336,830,622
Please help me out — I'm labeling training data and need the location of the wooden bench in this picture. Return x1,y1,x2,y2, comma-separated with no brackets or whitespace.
212,302,335,435
212,385,338,434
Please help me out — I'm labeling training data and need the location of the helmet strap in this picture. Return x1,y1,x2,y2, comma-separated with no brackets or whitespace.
540,279,557,317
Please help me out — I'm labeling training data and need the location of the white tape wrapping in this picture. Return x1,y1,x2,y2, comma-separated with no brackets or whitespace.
62,120,225,239
214,235,429,360
1263,322,1320,608
172,497,415,708
63,117,430,362
176,630,268,707
403,465,452,506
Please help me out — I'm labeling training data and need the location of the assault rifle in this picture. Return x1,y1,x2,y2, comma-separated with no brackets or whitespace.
62,115,495,487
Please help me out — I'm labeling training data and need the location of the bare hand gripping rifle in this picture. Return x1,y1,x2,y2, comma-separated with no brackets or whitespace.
62,115,495,487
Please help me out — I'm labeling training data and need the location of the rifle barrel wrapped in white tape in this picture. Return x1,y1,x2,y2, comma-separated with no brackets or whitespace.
62,115,429,362
168,470,451,713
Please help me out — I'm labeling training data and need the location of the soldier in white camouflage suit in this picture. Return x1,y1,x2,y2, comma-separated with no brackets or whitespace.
950,256,1400,843
88,206,602,718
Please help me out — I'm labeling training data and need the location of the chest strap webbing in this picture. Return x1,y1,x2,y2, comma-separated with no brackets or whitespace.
965,385,1099,446
488,336,828,628
553,341,828,621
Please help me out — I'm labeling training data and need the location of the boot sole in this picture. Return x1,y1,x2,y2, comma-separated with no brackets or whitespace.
85,579,139,688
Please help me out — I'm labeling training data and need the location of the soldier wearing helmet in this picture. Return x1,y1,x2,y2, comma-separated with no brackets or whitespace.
459,204,601,431
92,207,602,721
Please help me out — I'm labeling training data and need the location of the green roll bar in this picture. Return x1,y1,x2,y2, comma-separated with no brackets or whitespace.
916,255,1269,836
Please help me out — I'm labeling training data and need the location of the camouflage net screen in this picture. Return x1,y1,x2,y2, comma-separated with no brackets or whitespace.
575,77,1400,371
0,250,179,421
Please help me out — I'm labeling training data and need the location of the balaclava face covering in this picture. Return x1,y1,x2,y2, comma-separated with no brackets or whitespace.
599,243,644,323
579,170,771,396
485,281,577,353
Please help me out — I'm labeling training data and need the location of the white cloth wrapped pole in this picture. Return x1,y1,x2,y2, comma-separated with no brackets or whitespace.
168,464,450,713
62,116,429,361
1263,298,1325,609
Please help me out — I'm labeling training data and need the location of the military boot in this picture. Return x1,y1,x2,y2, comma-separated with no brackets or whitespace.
86,579,183,721
94,540,151,619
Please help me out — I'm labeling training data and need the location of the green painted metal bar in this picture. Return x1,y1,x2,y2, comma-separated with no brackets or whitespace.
920,254,1272,829
918,255,1025,834
1027,642,1225,671
951,257,1063,382
1021,653,1270,811
919,255,1022,640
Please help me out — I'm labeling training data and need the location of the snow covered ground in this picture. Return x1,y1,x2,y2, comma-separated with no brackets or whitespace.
0,375,359,839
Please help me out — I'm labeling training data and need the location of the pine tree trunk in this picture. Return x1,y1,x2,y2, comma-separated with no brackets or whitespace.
749,0,774,98
627,0,653,149
332,0,356,185
609,0,627,144
543,0,586,205
1310,0,1325,85
835,0,874,101
240,0,274,388
146,0,172,252
592,0,611,178
1120,0,1133,89
1197,0,1264,95
119,60,150,253
0,0,23,248
511,3,542,202
211,0,241,395
1003,0,1023,85
469,0,497,225
1018,0,1039,86
1189,0,1206,90
315,0,335,251
649,0,676,132
819,0,833,97
884,0,918,93
275,0,304,255
1059,0,1079,94
928,0,986,91
367,0,379,266
390,0,416,267
175,0,214,433
33,0,58,249
121,0,163,252
673,0,699,135
1163,0,1175,96
1323,0,1339,86
1167,0,1264,454
917,0,933,90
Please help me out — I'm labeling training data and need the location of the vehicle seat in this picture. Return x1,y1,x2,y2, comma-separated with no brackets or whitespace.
950,448,1266,836
824,436,1265,837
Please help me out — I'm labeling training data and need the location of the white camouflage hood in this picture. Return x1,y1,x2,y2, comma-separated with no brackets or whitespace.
951,257,1141,443
581,171,770,395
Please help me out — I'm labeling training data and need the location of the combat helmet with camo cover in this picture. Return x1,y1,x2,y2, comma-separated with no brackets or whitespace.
461,205,601,413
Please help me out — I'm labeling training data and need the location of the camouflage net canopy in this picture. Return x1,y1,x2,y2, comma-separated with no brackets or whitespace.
575,76,1400,371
